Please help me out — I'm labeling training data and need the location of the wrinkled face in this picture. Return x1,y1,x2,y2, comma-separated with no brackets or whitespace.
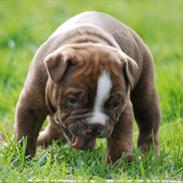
44,43,138,150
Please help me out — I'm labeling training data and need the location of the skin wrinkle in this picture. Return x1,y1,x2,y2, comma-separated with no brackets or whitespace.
50,24,120,49
44,45,130,145
46,46,125,142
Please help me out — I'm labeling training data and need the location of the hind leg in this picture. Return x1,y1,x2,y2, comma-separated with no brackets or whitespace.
133,88,160,154
37,116,66,147
131,50,160,154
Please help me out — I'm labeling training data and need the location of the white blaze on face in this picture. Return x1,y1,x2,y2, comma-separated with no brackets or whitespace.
90,71,112,125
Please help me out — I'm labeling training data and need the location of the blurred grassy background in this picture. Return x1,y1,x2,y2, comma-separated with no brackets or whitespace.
0,0,183,181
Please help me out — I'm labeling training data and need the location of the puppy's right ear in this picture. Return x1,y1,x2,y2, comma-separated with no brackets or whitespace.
118,51,139,89
44,49,74,83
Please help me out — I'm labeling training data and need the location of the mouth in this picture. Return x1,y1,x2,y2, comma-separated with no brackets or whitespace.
72,136,96,150
61,126,96,151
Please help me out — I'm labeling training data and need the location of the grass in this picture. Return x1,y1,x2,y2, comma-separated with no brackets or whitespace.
0,0,183,182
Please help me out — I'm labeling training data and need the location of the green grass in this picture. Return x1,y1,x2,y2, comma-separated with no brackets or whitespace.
0,0,183,182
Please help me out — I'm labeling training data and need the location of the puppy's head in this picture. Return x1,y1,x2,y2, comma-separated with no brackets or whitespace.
44,43,138,150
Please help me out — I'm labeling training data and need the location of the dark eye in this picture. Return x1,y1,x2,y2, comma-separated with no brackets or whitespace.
67,96,78,107
111,101,122,110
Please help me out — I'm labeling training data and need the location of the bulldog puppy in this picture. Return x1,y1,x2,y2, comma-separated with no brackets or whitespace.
14,11,160,163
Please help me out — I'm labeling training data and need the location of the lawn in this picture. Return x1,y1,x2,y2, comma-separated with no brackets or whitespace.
0,0,183,182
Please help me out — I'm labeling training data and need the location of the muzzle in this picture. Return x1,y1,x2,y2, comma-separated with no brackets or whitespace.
54,111,113,151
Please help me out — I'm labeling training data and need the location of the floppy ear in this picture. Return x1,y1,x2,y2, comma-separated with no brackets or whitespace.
44,49,73,83
121,53,139,89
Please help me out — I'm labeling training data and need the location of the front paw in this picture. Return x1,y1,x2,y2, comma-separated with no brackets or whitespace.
138,133,160,155
20,138,37,158
105,151,132,164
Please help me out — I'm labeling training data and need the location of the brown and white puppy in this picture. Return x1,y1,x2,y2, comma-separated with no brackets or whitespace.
14,11,160,163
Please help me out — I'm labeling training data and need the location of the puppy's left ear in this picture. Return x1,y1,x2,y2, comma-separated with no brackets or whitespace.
120,53,139,89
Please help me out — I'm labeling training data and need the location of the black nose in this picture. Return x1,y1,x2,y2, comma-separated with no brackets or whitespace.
84,123,103,136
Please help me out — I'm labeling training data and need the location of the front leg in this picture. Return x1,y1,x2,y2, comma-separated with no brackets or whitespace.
14,89,48,157
37,116,66,147
106,101,133,164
